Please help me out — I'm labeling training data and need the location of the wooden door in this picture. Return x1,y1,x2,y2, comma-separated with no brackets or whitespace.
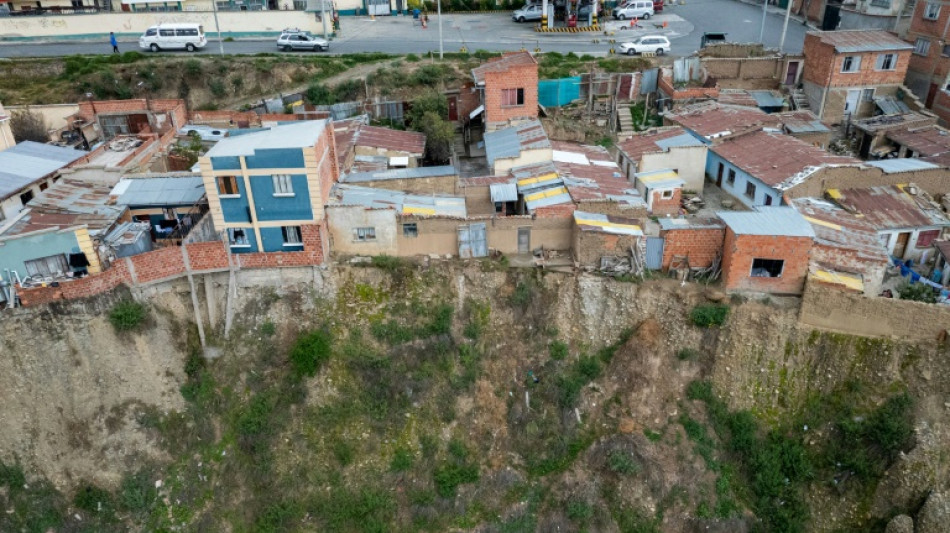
716,163,724,187
894,232,910,259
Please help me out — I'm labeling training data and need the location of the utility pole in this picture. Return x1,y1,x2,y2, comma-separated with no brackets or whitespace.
211,0,224,55
438,0,444,59
321,0,328,40
779,0,793,52
759,0,769,44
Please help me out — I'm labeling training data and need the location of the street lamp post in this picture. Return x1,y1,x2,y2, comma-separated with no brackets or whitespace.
438,0,444,59
779,0,793,52
759,0,768,44
211,0,224,55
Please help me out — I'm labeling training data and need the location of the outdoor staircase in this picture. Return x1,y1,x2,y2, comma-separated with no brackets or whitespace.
790,88,809,111
618,107,635,133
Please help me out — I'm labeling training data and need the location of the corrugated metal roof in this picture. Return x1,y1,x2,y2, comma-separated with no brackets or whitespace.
828,184,950,230
810,269,864,292
874,96,911,116
354,125,426,155
617,127,704,161
885,125,950,157
490,182,518,203
654,132,705,150
717,207,816,237
792,197,888,263
749,90,786,109
657,217,723,230
665,102,781,139
935,240,950,260
344,165,457,183
0,141,87,200
484,120,551,168
115,176,205,207
205,120,328,157
472,51,537,84
573,210,643,236
810,29,913,53
866,158,939,173
775,110,830,135
331,183,466,217
635,168,684,189
524,185,571,212
24,178,126,235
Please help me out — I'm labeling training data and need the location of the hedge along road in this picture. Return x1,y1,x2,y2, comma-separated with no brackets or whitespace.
0,0,807,58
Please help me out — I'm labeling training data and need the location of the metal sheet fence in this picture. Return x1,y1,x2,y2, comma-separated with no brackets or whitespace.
538,77,582,108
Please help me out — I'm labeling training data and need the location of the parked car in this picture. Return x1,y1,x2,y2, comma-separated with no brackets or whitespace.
612,0,654,19
276,29,330,52
617,0,663,12
139,23,207,53
700,31,728,48
577,2,603,18
618,35,670,55
178,125,227,141
512,4,544,22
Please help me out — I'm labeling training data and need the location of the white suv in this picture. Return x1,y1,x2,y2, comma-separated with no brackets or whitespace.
276,29,329,52
618,35,670,55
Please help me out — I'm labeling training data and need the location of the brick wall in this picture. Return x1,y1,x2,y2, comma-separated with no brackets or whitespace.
650,188,681,216
573,228,640,266
931,89,950,125
77,99,187,131
659,226,725,271
810,242,887,297
484,62,539,127
804,34,911,89
457,82,481,123
15,224,326,307
907,0,950,98
351,175,457,195
799,277,950,340
721,229,813,294
576,199,649,219
189,109,261,127
784,165,950,199
702,56,784,82
658,74,720,101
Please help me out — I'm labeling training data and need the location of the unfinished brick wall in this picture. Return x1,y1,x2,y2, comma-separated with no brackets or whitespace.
77,99,187,131
573,228,640,267
659,226,725,271
15,224,326,307
702,57,784,82
721,229,813,294
352,175,457,195
784,165,950,199
649,189,681,217
658,74,720,101
803,33,911,89
575,200,649,219
484,58,539,128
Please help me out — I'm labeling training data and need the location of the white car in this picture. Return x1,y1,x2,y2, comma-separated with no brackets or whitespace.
512,4,544,22
178,125,227,141
139,23,207,53
276,30,330,52
618,35,670,55
613,0,654,19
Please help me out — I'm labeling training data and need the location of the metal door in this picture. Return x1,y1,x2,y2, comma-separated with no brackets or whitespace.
518,227,530,254
458,223,488,258
367,0,390,15
784,61,799,85
447,95,458,122
645,237,664,270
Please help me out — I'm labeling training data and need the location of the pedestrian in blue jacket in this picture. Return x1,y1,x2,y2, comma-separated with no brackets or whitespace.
110,32,119,54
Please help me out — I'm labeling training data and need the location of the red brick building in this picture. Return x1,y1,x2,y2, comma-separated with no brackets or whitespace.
472,52,539,131
904,0,950,125
657,218,725,272
802,30,913,125
718,207,816,294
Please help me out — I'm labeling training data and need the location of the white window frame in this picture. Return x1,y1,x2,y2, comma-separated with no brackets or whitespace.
925,1,940,20
875,53,897,71
272,174,294,197
660,189,674,199
227,228,251,248
915,38,931,56
282,225,303,246
841,55,861,73
501,88,525,107
862,88,875,102
355,227,376,241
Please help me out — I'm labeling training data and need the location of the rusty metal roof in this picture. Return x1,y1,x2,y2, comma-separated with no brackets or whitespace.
354,125,426,155
792,197,888,263
472,51,537,84
710,130,859,187
828,185,950,231
808,29,913,53
935,240,950,260
484,120,551,167
885,125,950,158
25,178,127,235
1,212,83,238
617,126,705,161
774,110,831,134
665,102,781,139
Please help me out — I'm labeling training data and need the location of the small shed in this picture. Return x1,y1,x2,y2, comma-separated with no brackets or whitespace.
634,169,684,216
572,210,644,267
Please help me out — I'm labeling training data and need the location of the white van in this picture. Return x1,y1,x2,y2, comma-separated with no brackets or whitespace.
139,24,207,52
613,0,654,19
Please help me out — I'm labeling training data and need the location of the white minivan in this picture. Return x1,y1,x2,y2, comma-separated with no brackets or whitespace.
613,0,654,19
139,24,207,52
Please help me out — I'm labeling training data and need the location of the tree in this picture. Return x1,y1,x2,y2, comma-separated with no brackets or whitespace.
417,111,455,164
408,90,448,128
10,108,49,143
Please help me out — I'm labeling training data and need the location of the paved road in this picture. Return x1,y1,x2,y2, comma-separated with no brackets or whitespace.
0,0,806,58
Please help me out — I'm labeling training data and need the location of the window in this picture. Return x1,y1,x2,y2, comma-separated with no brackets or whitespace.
917,229,940,248
751,258,784,278
915,38,931,56
870,0,889,7
875,53,896,71
39,182,49,191
227,228,250,247
403,223,418,238
841,55,861,73
176,28,198,36
925,1,940,19
19,190,35,206
727,169,736,185
745,182,756,200
764,195,773,206
862,88,875,102
282,226,302,246
661,189,674,199
272,174,293,196
145,28,157,36
216,175,239,196
159,29,175,37
355,227,376,241
501,88,525,107
24,254,69,278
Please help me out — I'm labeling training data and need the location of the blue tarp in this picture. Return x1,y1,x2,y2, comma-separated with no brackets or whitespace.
539,77,582,108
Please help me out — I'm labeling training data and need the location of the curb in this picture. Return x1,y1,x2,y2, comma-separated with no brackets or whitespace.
535,25,602,32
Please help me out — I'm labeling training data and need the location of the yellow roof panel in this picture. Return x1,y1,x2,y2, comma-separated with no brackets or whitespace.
810,270,863,292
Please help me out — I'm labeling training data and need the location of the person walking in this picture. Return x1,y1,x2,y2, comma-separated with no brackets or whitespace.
110,32,119,54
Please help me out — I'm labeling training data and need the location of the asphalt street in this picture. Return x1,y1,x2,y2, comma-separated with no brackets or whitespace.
0,0,807,58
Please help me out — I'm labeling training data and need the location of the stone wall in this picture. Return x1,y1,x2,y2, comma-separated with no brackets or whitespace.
799,278,950,340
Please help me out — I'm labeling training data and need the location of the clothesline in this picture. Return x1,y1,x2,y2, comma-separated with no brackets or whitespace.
891,257,949,295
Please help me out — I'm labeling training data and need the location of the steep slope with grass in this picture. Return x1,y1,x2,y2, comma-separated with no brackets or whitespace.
0,262,946,532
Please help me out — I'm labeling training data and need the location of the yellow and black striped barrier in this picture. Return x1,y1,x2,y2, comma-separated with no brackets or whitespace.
459,46,468,53
534,25,602,32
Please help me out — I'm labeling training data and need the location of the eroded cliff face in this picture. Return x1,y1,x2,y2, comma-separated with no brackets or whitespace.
0,265,947,531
